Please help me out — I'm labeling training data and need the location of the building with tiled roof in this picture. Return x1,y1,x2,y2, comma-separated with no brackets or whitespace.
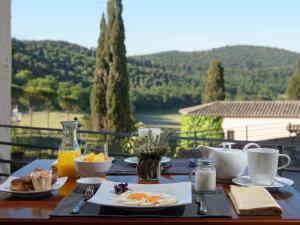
179,101,300,118
179,101,300,141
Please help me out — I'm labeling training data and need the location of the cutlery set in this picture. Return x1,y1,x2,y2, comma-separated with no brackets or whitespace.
71,186,95,214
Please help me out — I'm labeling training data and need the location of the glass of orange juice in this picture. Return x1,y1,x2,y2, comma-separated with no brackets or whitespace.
57,121,81,177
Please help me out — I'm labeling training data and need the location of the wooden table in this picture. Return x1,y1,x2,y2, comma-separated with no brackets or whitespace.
0,160,300,225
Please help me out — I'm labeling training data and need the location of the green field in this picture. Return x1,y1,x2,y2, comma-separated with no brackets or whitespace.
18,111,86,128
135,109,181,129
18,109,182,130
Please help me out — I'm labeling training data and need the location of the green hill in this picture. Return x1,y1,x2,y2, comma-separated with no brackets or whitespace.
129,46,300,104
12,39,300,111
133,46,299,69
12,39,95,87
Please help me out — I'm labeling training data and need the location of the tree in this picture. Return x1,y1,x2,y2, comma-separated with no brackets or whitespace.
58,82,77,119
202,60,225,103
106,0,132,134
14,69,33,86
105,0,115,68
90,14,109,131
287,60,300,100
70,84,85,112
11,46,24,110
34,76,57,128
20,79,44,126
58,81,85,119
11,84,24,110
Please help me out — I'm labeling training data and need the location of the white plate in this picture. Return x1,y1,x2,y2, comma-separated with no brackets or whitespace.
0,176,68,198
88,180,192,211
124,156,171,165
52,159,58,165
232,176,294,190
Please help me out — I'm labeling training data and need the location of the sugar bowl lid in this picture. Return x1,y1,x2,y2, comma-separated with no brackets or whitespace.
196,159,215,166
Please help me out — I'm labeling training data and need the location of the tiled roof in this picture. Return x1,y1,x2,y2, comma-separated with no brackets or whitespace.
179,101,300,118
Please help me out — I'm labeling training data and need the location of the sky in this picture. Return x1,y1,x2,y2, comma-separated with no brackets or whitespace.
12,0,300,56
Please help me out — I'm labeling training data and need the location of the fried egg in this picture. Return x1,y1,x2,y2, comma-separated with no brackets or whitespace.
112,191,178,206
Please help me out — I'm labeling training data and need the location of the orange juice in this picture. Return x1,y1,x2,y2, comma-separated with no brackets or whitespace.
58,177,76,196
57,150,81,177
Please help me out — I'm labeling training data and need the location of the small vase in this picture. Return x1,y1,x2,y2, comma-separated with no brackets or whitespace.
136,156,161,181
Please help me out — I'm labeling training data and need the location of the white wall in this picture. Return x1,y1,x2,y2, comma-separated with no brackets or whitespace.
222,118,300,141
0,0,11,175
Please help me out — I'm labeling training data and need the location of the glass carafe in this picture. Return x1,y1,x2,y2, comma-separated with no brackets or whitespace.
57,121,81,177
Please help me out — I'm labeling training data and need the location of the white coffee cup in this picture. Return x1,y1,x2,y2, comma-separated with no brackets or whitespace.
247,148,291,185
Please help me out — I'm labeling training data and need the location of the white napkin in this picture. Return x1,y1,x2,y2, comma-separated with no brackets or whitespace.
229,185,282,215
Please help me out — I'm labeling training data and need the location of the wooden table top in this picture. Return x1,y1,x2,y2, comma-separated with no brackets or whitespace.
0,159,300,225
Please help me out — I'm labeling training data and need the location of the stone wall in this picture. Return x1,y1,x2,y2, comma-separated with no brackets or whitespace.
0,0,11,175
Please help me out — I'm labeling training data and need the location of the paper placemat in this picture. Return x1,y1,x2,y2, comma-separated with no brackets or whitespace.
50,186,232,218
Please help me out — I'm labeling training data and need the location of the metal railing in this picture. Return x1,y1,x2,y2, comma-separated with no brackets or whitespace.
0,124,300,176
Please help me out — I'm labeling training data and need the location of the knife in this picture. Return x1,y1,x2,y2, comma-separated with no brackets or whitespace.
196,193,208,215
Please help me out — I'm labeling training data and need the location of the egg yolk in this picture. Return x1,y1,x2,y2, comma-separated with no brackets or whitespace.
128,193,147,200
127,193,162,203
145,196,161,202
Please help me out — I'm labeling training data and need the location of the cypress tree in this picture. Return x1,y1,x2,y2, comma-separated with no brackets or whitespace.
90,14,108,131
202,60,225,103
105,0,115,69
106,0,132,134
287,60,300,100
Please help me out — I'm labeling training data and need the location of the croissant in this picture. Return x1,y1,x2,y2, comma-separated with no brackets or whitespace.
10,178,32,191
10,168,57,192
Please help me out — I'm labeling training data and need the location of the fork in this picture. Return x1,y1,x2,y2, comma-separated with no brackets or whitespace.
71,185,94,214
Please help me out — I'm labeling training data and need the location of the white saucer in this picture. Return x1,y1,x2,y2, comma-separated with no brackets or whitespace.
76,177,106,189
232,176,294,190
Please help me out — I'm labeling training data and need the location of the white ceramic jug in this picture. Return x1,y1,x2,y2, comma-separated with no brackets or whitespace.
197,142,260,181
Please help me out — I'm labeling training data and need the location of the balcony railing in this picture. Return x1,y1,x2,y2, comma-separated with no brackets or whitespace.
0,124,300,176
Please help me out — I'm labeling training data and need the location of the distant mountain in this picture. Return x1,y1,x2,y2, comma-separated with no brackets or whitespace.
12,39,300,111
132,45,299,69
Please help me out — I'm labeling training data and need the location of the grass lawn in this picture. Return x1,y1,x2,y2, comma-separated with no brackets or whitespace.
18,111,85,128
135,109,182,130
18,109,182,130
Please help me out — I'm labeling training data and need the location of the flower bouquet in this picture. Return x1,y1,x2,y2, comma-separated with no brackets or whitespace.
130,129,169,181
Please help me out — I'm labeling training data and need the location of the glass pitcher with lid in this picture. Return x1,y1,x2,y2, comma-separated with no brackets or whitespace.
57,121,81,177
